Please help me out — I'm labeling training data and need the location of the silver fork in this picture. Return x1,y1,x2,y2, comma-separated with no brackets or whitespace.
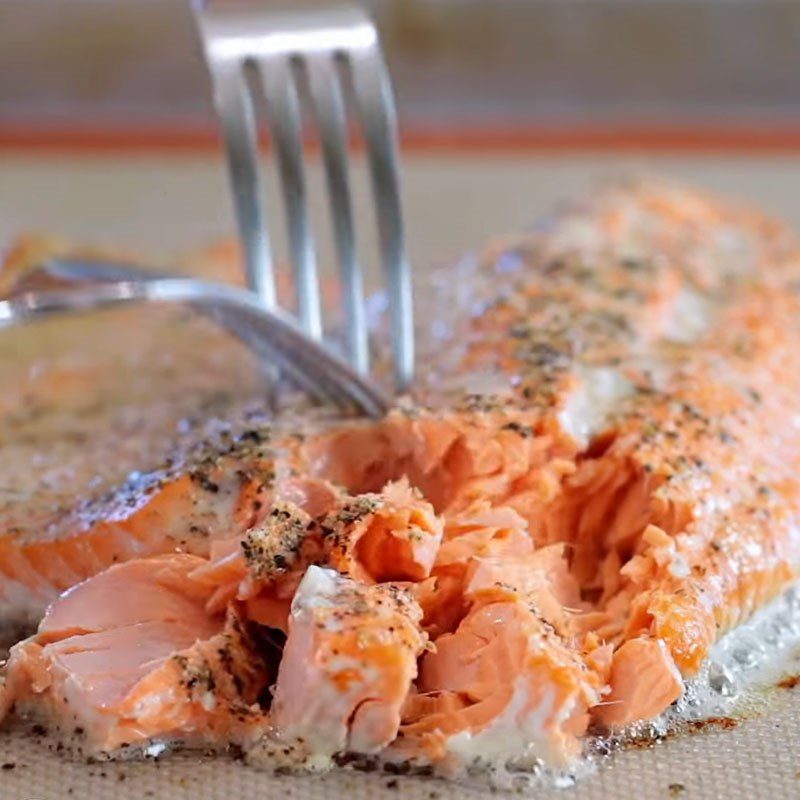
195,2,414,391
0,5,411,419
0,261,391,418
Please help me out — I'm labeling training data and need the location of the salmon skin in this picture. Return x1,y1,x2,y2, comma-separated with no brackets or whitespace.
3,179,800,777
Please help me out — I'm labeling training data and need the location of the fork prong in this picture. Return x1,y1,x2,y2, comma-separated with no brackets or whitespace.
195,4,414,393
257,56,322,341
306,54,369,376
347,45,414,392
201,51,276,308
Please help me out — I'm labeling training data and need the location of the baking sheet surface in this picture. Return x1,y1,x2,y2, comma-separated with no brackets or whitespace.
2,687,799,799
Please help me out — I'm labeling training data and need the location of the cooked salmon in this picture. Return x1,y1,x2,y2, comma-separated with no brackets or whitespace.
264,565,426,767
0,554,272,752
0,416,280,641
3,178,800,777
188,476,441,633
399,591,601,771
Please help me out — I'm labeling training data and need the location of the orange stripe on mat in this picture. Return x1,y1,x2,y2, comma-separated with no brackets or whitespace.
4,123,800,154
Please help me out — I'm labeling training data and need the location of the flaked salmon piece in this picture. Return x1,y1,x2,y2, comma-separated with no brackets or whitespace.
464,543,582,638
418,503,583,637
0,555,272,752
191,478,441,634
265,566,426,764
398,589,601,770
304,408,579,520
105,604,273,750
320,478,443,583
189,475,342,615
592,636,682,727
400,546,600,769
418,503,536,636
193,504,324,633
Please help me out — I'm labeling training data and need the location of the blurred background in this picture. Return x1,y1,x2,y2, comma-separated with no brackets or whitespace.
4,0,800,142
2,0,800,266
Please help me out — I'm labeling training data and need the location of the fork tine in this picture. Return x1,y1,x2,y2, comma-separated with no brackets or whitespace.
306,53,369,376
199,31,276,308
347,44,414,392
195,4,414,393
257,56,322,341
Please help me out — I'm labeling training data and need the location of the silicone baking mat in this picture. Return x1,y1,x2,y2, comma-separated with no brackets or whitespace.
2,686,799,799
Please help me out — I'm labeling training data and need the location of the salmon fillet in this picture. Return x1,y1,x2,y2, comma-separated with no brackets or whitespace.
3,178,800,775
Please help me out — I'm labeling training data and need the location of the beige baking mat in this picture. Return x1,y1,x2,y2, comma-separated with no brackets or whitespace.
0,685,798,799
3,154,800,798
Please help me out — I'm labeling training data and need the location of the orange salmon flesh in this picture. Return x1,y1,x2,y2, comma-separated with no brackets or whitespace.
2,179,800,775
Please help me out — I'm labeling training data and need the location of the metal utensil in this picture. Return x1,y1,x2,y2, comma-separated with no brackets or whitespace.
195,3,414,390
0,261,391,418
0,6,408,418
